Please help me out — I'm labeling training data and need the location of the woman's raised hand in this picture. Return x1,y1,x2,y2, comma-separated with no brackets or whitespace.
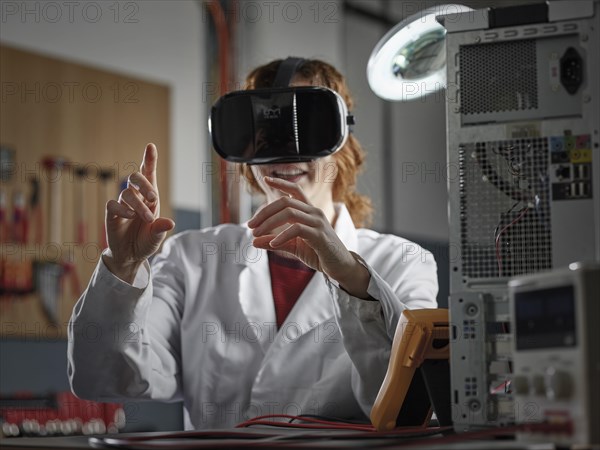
248,176,370,299
103,143,175,283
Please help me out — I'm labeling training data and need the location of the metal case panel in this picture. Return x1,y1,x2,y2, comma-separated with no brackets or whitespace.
445,1,599,432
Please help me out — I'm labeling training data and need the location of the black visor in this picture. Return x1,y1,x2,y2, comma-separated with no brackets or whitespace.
209,86,352,164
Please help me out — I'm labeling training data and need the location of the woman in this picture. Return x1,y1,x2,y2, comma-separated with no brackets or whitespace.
67,58,438,430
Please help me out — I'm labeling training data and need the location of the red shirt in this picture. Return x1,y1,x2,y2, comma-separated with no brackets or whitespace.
268,252,316,328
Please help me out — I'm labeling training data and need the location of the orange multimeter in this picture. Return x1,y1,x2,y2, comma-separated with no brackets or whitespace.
370,308,451,431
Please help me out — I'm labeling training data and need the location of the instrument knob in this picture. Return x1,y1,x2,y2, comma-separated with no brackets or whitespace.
512,375,530,395
532,374,546,396
545,367,573,400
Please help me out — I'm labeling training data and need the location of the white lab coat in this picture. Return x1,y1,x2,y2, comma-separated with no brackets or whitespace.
67,204,438,429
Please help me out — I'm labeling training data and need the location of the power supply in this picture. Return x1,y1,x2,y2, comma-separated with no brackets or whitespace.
509,263,600,446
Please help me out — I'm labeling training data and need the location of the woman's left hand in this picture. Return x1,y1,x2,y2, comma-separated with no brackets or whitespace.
247,176,371,299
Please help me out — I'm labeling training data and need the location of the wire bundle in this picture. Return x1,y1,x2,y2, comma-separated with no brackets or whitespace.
89,416,571,449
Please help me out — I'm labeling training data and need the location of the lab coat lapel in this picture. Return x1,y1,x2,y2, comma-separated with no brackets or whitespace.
238,232,277,353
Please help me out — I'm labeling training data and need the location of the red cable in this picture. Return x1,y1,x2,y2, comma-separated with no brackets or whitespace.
93,427,453,449
88,422,570,449
235,413,442,433
491,380,510,394
237,420,375,431
206,0,231,224
235,413,371,430
235,413,376,430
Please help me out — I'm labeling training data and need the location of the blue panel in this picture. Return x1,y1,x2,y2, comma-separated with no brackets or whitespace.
0,340,70,393
174,208,202,233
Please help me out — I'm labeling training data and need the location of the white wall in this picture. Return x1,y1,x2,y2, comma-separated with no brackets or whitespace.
345,0,450,241
235,0,344,77
0,0,206,216
389,90,448,240
343,8,388,228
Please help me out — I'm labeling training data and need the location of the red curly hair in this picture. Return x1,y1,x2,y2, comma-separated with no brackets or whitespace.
240,58,373,228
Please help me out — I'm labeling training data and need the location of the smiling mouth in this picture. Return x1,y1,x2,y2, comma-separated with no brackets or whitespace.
270,169,308,181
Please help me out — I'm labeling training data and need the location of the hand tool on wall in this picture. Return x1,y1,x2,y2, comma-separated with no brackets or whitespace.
0,189,7,243
0,259,33,295
98,168,114,249
28,176,43,244
34,260,63,324
11,189,27,244
74,166,87,245
1,146,15,242
0,146,15,183
42,157,68,246
60,259,81,304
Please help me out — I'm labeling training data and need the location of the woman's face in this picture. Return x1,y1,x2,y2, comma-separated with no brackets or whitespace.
249,76,338,215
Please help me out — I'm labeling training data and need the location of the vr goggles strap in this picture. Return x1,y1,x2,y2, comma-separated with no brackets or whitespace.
272,57,307,87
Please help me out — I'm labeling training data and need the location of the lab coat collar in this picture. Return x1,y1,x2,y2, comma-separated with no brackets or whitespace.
239,203,358,352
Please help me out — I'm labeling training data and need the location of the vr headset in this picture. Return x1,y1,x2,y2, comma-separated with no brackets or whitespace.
208,57,355,164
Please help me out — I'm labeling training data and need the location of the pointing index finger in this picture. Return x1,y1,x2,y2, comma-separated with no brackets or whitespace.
140,143,158,188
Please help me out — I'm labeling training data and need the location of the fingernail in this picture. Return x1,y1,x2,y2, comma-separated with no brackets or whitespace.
147,191,157,202
144,212,154,222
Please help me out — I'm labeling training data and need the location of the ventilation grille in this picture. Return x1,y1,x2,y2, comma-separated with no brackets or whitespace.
459,139,552,278
459,40,538,115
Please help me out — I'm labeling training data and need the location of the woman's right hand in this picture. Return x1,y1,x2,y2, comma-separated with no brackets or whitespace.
102,143,175,283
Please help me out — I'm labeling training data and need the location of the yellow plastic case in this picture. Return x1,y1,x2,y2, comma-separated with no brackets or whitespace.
371,309,450,431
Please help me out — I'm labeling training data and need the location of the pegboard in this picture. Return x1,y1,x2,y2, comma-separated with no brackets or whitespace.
0,45,171,339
